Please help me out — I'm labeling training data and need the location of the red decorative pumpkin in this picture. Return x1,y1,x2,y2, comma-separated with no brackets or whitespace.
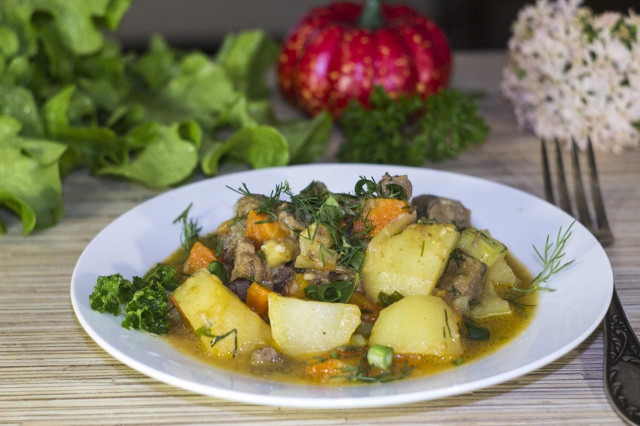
278,0,452,118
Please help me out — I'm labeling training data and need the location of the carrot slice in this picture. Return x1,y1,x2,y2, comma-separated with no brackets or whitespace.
352,198,411,238
305,348,365,381
246,282,271,318
183,241,217,275
349,292,380,322
245,210,289,249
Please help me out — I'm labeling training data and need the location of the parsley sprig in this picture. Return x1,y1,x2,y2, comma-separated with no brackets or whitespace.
338,86,489,165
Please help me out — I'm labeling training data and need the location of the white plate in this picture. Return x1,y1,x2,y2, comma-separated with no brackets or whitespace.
70,164,613,409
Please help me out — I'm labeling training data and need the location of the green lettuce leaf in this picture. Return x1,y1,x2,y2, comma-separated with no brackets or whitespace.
0,0,119,57
43,85,124,171
216,30,279,99
0,116,65,234
201,125,289,176
277,111,333,164
0,83,43,136
98,121,200,187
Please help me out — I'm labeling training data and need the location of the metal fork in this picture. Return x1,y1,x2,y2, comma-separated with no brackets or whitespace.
541,139,640,425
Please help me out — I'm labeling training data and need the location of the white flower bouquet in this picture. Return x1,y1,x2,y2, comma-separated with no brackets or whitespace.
502,0,640,153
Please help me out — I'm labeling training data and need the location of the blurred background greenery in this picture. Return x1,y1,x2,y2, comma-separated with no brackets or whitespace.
116,0,637,51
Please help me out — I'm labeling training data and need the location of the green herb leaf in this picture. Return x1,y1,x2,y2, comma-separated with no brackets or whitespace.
338,86,488,165
98,121,199,187
276,111,333,164
200,126,289,176
513,221,575,295
378,291,404,307
122,282,169,334
172,202,201,251
465,321,490,340
89,273,135,315
146,264,178,291
305,280,355,303
207,261,228,284
0,116,65,234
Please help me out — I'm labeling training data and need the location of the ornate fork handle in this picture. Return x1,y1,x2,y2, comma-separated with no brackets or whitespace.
604,289,640,425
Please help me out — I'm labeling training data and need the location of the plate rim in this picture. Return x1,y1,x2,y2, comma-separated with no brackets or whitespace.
70,163,614,409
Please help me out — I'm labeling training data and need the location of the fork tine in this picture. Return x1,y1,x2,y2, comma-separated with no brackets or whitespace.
554,139,572,214
541,140,554,203
586,138,615,246
570,139,592,226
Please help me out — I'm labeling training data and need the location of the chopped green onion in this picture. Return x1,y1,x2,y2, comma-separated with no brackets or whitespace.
378,291,404,307
465,321,490,340
207,261,228,284
367,344,394,370
305,280,355,303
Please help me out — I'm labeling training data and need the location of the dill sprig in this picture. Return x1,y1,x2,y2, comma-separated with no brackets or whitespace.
173,203,201,251
227,179,379,271
513,221,575,294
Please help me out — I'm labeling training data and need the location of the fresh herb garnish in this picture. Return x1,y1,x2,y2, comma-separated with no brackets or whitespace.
513,221,575,294
453,357,464,366
338,86,489,165
195,326,239,358
173,203,201,251
207,261,228,284
145,264,179,291
367,345,394,370
378,291,404,307
337,359,414,383
465,321,490,341
305,280,355,303
89,274,135,315
122,282,169,334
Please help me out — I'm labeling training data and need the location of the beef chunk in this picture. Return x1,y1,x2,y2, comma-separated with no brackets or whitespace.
234,195,267,217
230,237,268,283
249,345,285,369
277,207,306,232
411,194,438,219
261,263,295,294
226,278,252,302
378,173,412,199
300,181,328,199
427,197,471,228
436,249,487,314
412,195,471,228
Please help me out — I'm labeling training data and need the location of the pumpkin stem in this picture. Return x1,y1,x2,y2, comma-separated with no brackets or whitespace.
358,0,384,30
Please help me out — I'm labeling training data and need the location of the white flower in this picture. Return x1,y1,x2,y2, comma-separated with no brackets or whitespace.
502,0,640,153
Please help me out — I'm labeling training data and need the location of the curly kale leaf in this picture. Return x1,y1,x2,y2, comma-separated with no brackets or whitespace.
122,282,169,334
338,86,489,165
89,274,135,315
145,264,178,291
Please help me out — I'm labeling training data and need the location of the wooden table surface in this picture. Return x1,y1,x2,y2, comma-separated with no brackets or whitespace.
1,52,639,425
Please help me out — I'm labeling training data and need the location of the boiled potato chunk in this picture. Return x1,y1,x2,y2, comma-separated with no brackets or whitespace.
260,238,297,267
294,223,339,270
369,296,462,357
171,269,271,358
268,293,360,356
457,228,507,267
362,223,460,300
486,257,517,287
470,281,512,319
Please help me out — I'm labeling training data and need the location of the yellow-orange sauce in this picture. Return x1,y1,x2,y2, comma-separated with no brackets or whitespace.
161,235,537,385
